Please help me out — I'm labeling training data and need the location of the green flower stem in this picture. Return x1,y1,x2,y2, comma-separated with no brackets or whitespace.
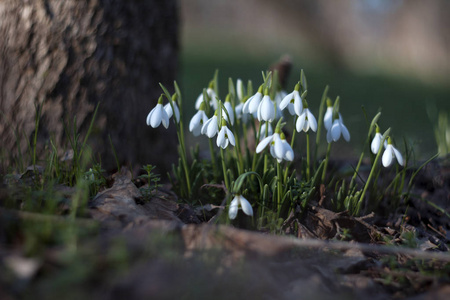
355,128,391,215
234,143,243,175
208,138,218,179
321,142,332,182
220,148,230,191
176,126,191,197
232,122,244,175
314,85,329,166
290,116,298,149
277,161,282,213
350,112,381,189
306,132,311,181
263,154,268,176
242,121,249,166
251,122,263,172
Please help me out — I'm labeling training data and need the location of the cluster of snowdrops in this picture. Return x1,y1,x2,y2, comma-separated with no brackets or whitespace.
145,70,404,222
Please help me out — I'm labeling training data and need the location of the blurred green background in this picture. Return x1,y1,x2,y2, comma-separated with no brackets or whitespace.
177,0,450,159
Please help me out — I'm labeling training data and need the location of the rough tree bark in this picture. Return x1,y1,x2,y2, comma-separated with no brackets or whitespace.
0,0,178,173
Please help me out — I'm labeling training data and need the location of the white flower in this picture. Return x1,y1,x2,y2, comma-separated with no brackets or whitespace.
278,137,294,162
242,90,263,114
327,114,350,143
296,108,317,132
234,102,244,120
195,87,217,110
259,122,273,140
201,115,219,138
229,194,253,219
164,102,180,123
236,79,245,102
257,94,275,122
189,109,208,136
216,124,236,149
256,132,293,162
279,87,302,116
146,103,169,129
222,101,235,125
371,132,383,154
382,140,404,167
274,90,287,119
324,106,333,131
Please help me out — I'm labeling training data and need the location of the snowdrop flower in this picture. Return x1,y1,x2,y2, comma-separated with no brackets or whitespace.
279,83,302,116
236,79,245,102
327,113,350,143
201,113,219,138
296,103,317,133
274,90,287,119
382,137,404,167
277,133,294,163
257,90,275,122
229,194,253,220
256,131,294,163
242,85,263,115
146,95,170,129
235,102,245,120
189,104,208,136
216,120,236,149
222,98,235,125
370,126,383,154
164,101,180,123
323,100,333,131
195,85,218,110
259,122,273,140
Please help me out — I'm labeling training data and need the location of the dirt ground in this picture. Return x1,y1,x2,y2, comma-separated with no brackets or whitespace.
0,157,449,299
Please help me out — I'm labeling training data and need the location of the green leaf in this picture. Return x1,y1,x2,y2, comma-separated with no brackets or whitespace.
300,69,307,91
232,171,262,194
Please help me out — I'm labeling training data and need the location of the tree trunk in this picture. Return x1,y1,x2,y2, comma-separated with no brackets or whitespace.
0,0,179,173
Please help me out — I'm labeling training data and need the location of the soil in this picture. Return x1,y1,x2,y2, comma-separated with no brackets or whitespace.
0,157,449,299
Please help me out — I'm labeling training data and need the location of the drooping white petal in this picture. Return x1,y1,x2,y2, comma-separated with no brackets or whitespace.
293,91,303,116
147,104,169,129
189,110,206,136
202,115,218,138
279,91,293,110
236,79,244,102
164,102,180,123
256,135,273,153
326,129,333,143
216,127,227,148
248,92,262,114
393,147,404,166
382,145,394,167
273,134,285,160
146,106,157,126
195,93,204,110
306,109,317,132
324,107,333,130
330,120,342,141
228,198,239,220
223,102,234,125
371,133,382,154
226,127,236,146
282,140,294,161
296,112,307,132
341,122,350,141
242,96,252,114
239,195,253,217
161,108,170,128
260,122,273,140
195,88,216,110
258,95,275,122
